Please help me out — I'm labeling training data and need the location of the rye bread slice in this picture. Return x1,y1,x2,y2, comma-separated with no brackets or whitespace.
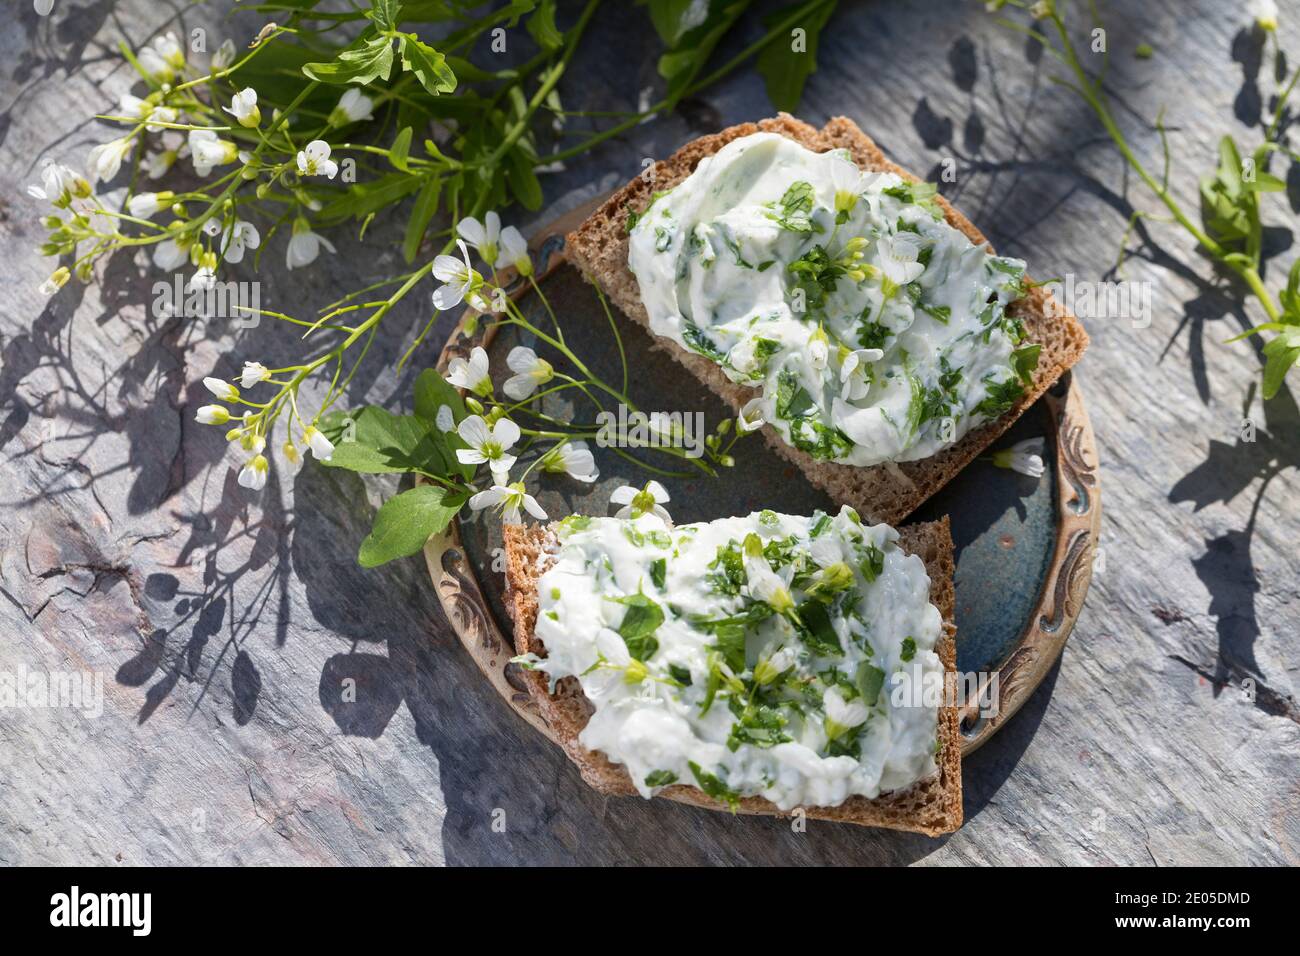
564,114,1089,526
502,516,962,836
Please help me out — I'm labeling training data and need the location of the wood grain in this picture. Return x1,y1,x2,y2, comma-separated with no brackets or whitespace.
0,0,1296,865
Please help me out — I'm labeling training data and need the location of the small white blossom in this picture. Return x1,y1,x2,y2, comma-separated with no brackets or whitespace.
1254,0,1278,30
540,440,598,483
126,191,171,219
296,140,338,179
137,32,185,82
238,454,269,491
432,239,481,312
144,131,185,180
239,362,270,389
153,235,192,271
829,154,864,215
220,219,261,264
39,267,71,296
468,481,546,524
195,405,230,425
302,425,335,461
610,480,671,522
457,211,501,266
285,219,336,269
503,346,554,400
119,93,176,133
27,161,89,207
877,231,926,288
823,686,870,738
330,88,374,126
497,225,532,276
189,129,238,176
86,137,133,184
223,88,261,128
990,437,1045,479
446,345,492,396
188,265,217,292
742,532,795,613
839,346,883,401
212,38,237,71
456,414,519,480
202,376,238,402
737,396,765,433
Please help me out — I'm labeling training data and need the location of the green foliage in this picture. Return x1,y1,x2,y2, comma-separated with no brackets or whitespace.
358,483,467,567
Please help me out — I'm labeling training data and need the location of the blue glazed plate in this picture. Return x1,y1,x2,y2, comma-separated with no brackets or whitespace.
426,211,1100,757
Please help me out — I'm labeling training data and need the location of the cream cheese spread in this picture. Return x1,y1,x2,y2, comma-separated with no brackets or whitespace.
627,132,1039,466
525,507,945,810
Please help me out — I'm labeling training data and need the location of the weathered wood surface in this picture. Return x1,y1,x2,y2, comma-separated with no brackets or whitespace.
0,0,1296,866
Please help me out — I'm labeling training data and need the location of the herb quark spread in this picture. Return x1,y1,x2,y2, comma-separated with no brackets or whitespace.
523,507,945,810
627,132,1040,466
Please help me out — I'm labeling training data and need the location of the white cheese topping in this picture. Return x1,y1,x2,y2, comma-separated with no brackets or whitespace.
627,132,1037,467
527,507,945,811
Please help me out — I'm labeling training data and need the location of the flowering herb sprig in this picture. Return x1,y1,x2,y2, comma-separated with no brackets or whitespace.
989,0,1300,398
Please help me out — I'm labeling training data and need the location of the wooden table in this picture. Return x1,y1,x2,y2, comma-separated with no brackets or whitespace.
1,0,1296,865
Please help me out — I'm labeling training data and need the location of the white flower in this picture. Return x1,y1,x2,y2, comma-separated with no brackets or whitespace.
302,425,335,461
469,481,547,524
297,140,338,179
990,437,1045,479
285,219,336,269
195,405,230,425
610,480,671,522
86,137,132,184
839,347,883,401
220,219,261,264
829,154,864,215
497,225,532,276
153,235,192,271
238,454,269,491
212,38,237,71
823,686,870,738
330,88,374,126
281,440,302,473
189,129,238,176
456,415,519,479
503,346,554,400
742,532,795,613
807,326,830,371
137,32,185,82
119,94,175,133
39,267,70,296
435,404,456,433
446,345,492,396
737,396,765,433
1253,0,1278,30
202,376,238,402
432,239,481,311
240,361,270,389
877,232,926,288
223,88,261,128
188,266,217,292
126,191,171,219
457,211,501,266
144,131,185,180
540,440,598,483
27,161,88,207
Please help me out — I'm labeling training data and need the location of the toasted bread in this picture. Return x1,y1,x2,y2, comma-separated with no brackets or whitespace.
564,114,1088,526
502,516,963,835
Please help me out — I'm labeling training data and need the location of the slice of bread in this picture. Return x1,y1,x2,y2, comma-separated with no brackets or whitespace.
565,114,1089,526
502,516,962,835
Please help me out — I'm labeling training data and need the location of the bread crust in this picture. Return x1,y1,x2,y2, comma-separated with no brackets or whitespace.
564,114,1089,526
502,517,963,836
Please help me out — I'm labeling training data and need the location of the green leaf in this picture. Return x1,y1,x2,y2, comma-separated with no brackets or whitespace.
611,593,664,660
855,662,886,703
400,35,458,95
653,0,750,107
402,174,442,263
644,769,678,787
320,406,455,475
319,171,423,223
1261,335,1300,399
527,0,564,51
389,126,413,171
412,368,474,478
358,484,467,567
506,145,543,210
1011,343,1042,384
303,35,395,86
756,0,837,112
369,0,402,31
687,760,741,811
796,600,843,657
